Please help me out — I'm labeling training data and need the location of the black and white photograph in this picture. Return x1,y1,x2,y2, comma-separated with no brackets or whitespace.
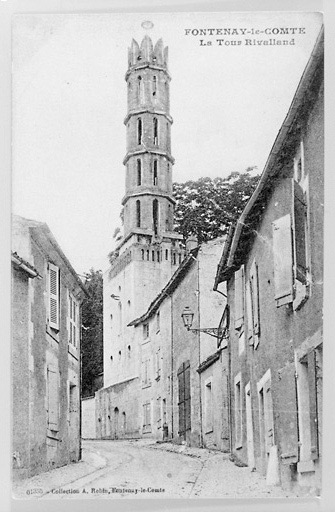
9,5,326,506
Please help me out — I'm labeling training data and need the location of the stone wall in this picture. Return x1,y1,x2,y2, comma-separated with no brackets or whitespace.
81,397,97,439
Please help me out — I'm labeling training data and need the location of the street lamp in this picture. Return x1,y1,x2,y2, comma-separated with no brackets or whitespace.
181,306,194,330
181,305,227,340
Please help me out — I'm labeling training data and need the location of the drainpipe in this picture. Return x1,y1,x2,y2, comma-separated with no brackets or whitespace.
79,310,82,461
227,327,232,454
214,286,232,455
197,258,203,447
170,296,174,439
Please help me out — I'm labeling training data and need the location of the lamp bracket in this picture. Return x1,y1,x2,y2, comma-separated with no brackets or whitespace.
188,327,228,340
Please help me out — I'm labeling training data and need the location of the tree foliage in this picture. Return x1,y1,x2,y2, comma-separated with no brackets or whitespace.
81,268,104,398
173,168,259,243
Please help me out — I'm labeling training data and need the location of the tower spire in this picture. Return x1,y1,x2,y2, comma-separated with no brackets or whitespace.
122,37,174,239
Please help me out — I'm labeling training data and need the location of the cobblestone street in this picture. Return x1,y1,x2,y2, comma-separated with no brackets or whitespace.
13,439,301,500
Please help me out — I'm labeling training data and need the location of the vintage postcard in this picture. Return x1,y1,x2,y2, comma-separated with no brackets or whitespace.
11,7,324,506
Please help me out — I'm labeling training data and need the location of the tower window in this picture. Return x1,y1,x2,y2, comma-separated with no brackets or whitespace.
165,249,169,260
153,160,158,185
157,251,160,262
173,253,176,265
137,159,142,186
153,199,159,236
137,118,142,145
147,250,150,261
153,76,157,96
141,249,144,260
153,117,158,145
138,76,145,104
152,251,155,261
136,200,141,227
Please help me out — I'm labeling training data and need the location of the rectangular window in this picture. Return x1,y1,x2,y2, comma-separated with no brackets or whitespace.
47,365,59,432
142,358,151,388
257,371,274,460
296,346,322,468
234,374,242,448
48,263,60,330
143,402,151,432
293,180,308,284
68,292,79,349
272,143,310,309
205,379,214,434
234,266,245,353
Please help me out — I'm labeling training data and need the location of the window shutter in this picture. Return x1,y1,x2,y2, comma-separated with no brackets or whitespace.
293,181,308,284
272,215,294,307
73,301,77,348
47,365,59,431
250,261,260,338
245,280,254,345
264,381,274,454
68,292,71,344
308,350,319,460
234,266,244,329
277,363,298,464
48,263,60,330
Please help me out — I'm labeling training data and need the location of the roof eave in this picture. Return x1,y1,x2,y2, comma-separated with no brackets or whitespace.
215,26,324,285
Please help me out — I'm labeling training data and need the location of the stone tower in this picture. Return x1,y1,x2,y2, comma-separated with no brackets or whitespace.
103,35,184,388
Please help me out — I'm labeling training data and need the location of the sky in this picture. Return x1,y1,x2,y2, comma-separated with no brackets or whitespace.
12,11,323,275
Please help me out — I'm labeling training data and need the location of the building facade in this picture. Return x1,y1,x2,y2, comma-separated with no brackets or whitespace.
95,36,185,439
214,28,324,494
12,215,87,479
129,238,229,449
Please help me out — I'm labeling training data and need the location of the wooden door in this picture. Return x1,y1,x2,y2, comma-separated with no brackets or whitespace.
177,361,191,440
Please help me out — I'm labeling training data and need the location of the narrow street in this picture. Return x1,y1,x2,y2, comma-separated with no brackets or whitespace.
13,439,300,500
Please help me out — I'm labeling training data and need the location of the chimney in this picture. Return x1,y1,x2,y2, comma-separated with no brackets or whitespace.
185,235,198,253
